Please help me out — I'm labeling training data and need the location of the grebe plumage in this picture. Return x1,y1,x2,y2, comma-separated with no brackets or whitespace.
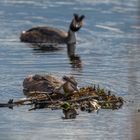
23,74,79,96
20,14,85,45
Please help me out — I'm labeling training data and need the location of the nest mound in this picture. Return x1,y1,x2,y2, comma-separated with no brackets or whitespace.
22,84,124,118
0,84,124,119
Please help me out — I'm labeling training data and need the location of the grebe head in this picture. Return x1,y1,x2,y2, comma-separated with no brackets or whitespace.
62,76,79,95
70,13,85,32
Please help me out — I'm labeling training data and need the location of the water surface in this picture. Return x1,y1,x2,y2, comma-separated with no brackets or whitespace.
0,0,140,140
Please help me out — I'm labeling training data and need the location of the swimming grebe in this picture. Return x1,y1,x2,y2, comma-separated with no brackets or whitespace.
20,14,85,45
23,74,79,96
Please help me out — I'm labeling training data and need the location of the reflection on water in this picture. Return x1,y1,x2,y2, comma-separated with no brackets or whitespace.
0,0,140,140
29,43,82,70
67,44,82,70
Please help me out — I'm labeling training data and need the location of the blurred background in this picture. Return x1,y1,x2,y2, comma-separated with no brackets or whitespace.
0,0,140,140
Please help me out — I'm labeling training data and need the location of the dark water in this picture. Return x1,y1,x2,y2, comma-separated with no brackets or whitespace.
0,0,140,140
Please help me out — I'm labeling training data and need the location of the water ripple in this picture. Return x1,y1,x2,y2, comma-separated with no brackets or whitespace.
0,0,140,140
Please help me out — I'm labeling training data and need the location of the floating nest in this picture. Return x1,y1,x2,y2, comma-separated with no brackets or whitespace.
71,85,124,110
0,84,124,119
22,85,124,118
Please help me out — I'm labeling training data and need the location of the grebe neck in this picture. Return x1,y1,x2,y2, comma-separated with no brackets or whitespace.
67,29,76,45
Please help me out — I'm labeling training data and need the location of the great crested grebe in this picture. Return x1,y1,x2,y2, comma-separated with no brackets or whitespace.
23,74,79,96
20,14,85,46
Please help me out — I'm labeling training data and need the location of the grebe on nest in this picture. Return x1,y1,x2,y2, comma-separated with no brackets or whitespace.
23,74,79,96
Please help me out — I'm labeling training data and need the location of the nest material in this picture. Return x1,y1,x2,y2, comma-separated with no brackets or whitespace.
72,86,124,110
24,85,124,112
4,84,124,119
